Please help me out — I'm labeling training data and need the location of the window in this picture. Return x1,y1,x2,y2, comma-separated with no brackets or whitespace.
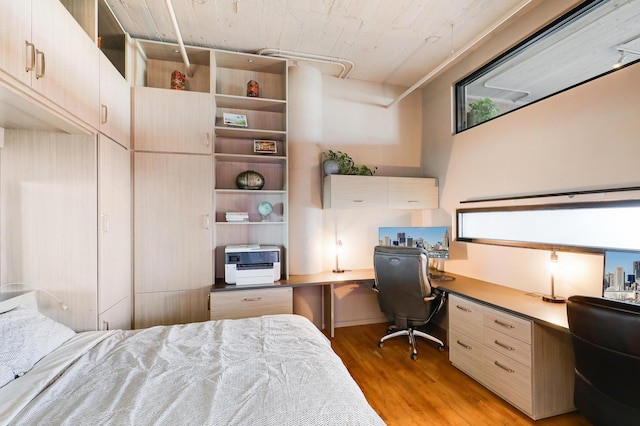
455,0,640,132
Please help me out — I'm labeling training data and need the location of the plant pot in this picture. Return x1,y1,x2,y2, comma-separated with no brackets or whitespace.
323,159,340,175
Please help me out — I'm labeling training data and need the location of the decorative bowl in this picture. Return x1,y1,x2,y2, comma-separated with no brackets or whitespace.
236,170,265,190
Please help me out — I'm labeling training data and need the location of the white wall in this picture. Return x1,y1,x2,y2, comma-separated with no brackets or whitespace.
313,76,426,272
421,1,640,298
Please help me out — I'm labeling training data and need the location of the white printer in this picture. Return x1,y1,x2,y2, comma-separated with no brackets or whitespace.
224,245,281,285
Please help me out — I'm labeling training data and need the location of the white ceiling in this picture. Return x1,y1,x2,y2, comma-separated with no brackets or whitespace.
104,0,532,87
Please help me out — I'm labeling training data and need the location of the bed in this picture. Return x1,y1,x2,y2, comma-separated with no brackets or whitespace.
0,292,386,425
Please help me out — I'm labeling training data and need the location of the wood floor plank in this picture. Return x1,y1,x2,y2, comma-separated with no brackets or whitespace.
330,322,592,426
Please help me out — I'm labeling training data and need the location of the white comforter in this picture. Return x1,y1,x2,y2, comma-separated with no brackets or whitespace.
1,314,385,425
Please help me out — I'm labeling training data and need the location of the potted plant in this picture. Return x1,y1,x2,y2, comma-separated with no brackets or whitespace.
467,98,499,126
322,150,377,176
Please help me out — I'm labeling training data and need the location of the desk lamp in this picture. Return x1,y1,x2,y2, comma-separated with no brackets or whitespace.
333,239,345,273
543,250,565,303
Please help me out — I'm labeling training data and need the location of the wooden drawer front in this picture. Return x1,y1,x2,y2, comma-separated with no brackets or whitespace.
449,294,484,339
483,307,532,344
387,177,438,210
449,328,484,381
483,348,532,416
483,326,532,368
323,175,387,209
210,287,292,320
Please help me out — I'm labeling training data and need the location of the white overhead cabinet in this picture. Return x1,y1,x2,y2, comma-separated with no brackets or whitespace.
0,0,99,130
99,52,131,147
323,175,438,209
133,87,212,154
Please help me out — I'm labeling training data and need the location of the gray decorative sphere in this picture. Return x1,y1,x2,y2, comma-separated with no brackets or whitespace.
236,170,265,190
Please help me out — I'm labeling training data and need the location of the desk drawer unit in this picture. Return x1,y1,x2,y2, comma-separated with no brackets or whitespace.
210,287,293,320
447,293,575,420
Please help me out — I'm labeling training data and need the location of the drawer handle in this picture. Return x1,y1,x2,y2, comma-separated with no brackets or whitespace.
494,361,515,373
494,340,515,351
456,340,472,350
456,305,472,313
494,319,515,329
243,297,262,302
352,200,365,203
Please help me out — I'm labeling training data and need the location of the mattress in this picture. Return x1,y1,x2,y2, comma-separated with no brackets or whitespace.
0,314,385,425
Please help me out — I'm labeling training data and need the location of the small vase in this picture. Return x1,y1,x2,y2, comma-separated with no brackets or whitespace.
323,159,340,175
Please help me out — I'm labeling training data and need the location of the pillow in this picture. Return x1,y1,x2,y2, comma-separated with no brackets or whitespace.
0,306,75,387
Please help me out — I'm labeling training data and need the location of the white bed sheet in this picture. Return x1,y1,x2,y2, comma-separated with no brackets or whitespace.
1,314,385,426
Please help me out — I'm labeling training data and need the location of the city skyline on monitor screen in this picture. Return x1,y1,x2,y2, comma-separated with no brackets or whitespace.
378,226,450,258
603,250,640,304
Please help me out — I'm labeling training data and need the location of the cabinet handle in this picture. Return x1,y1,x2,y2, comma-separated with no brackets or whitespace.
352,200,365,203
494,319,514,329
203,214,210,229
456,340,472,350
25,41,35,72
494,361,515,373
456,304,472,313
205,132,210,147
494,340,515,351
243,297,262,302
101,214,110,234
35,49,45,79
101,104,108,124
407,200,419,203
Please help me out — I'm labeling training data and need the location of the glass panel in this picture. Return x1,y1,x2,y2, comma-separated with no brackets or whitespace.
456,0,640,132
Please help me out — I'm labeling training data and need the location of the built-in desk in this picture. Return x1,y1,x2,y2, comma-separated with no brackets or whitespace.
432,272,570,331
212,269,375,337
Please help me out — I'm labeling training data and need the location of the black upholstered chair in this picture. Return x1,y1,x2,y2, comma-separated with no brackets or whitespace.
373,245,445,360
566,295,640,426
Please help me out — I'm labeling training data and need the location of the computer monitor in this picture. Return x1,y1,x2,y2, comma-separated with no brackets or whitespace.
603,250,640,304
378,226,450,259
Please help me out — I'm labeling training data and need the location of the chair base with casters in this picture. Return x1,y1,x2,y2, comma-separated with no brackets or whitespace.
378,325,445,360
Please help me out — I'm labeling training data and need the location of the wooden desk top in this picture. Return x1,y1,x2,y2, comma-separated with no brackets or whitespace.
433,272,570,331
213,269,570,331
212,269,375,291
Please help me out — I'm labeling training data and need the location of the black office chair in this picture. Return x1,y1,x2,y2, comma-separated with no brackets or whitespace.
566,295,640,426
373,245,446,360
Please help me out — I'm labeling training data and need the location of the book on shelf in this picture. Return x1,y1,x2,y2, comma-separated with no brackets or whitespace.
225,212,249,222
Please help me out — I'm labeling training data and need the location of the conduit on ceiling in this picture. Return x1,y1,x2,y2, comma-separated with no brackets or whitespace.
257,48,354,79
385,0,534,109
165,0,194,77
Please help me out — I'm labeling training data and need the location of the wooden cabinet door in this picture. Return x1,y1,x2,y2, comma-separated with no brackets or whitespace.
387,177,438,209
99,53,131,147
30,0,99,129
1,130,98,331
134,151,212,294
99,296,132,331
0,0,32,86
133,87,213,154
323,175,387,209
98,135,131,321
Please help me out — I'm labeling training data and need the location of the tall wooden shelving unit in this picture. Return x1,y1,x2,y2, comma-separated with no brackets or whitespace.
212,50,289,283
130,40,288,327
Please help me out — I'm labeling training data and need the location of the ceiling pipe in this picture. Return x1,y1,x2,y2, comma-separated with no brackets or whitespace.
257,48,354,79
165,0,194,77
385,0,534,109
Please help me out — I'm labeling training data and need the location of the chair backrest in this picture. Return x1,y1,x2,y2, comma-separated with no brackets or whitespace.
566,295,640,425
373,245,439,329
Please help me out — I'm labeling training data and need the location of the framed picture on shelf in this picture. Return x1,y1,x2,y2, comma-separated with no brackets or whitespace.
223,113,248,127
254,140,277,154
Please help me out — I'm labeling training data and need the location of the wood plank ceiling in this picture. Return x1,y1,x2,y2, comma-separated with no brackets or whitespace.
104,0,532,87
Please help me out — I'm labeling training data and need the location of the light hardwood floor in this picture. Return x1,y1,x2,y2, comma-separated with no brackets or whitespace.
330,322,592,426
